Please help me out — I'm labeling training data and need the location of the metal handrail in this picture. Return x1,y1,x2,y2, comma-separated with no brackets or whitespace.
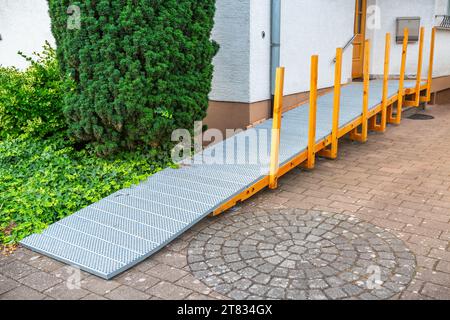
436,15,450,29
333,34,357,63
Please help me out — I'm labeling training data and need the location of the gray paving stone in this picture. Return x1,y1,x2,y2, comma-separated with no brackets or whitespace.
44,283,90,300
266,287,285,299
270,277,289,288
146,264,188,282
214,283,233,295
359,292,379,300
51,265,90,282
105,285,151,300
175,274,211,295
308,289,327,300
228,261,247,271
253,274,271,285
133,259,159,273
80,276,121,295
421,283,450,300
8,248,34,262
26,255,64,272
146,281,191,300
247,295,266,300
342,284,364,296
309,279,329,289
1,261,38,280
324,287,348,299
0,275,19,295
187,209,415,300
233,278,252,291
155,251,187,269
81,293,109,300
222,271,241,283
238,267,258,279
203,275,224,287
271,267,289,278
248,284,269,296
290,279,308,290
186,293,215,300
256,263,276,273
286,289,307,300
19,271,62,292
0,285,46,300
228,289,249,300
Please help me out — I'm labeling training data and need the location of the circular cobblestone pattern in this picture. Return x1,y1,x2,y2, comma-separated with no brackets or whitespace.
187,209,416,300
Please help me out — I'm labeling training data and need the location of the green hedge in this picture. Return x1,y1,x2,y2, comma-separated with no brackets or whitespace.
0,133,172,244
0,43,67,139
48,0,218,155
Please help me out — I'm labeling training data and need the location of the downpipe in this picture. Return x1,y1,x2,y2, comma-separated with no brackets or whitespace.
270,0,281,115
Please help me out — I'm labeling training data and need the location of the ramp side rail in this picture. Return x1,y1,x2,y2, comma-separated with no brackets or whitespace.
213,27,437,216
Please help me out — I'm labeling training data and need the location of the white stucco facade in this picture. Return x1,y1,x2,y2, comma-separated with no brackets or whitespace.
211,0,450,104
1,0,449,104
249,0,271,103
366,0,450,78
210,0,251,102
211,0,356,103
279,0,355,98
0,0,55,70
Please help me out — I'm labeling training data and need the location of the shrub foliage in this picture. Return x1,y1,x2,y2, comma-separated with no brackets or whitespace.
0,133,172,244
0,43,66,139
48,0,218,155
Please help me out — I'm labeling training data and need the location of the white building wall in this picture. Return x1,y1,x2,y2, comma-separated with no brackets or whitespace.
249,0,271,103
1,0,449,102
0,0,55,69
367,0,450,78
209,0,251,102
278,0,355,98
245,0,355,102
434,31,450,77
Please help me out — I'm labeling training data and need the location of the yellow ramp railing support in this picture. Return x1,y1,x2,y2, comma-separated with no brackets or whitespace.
351,39,370,142
319,48,342,159
304,55,319,169
361,39,371,142
389,28,408,125
416,27,425,106
269,67,285,189
405,27,425,107
425,27,436,103
330,48,342,159
372,33,391,132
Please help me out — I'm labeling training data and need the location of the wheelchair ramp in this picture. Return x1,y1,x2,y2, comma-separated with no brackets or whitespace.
20,80,422,279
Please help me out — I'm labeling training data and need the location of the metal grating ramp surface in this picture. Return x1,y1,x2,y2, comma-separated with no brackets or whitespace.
20,80,422,279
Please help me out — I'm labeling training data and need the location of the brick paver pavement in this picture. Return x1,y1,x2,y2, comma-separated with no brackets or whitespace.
1,103,450,300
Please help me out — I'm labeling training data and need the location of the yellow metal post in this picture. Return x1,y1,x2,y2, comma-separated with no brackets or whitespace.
372,33,391,132
381,33,391,131
426,27,436,102
361,39,370,142
305,55,319,169
415,27,425,106
269,67,285,189
350,39,370,142
330,48,342,158
405,27,424,107
390,28,408,125
319,48,342,159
